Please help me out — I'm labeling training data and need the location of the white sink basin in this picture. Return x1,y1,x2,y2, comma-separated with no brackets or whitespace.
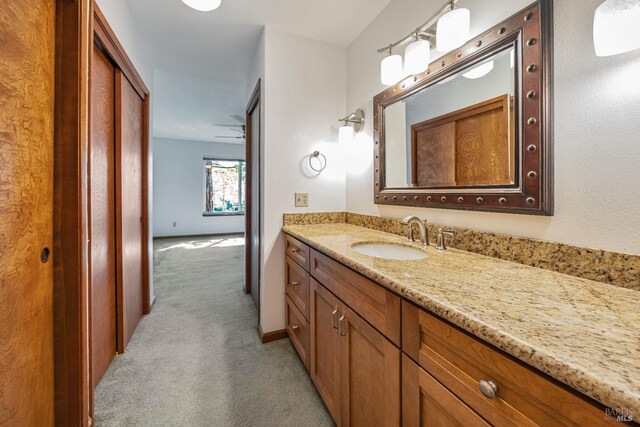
351,241,428,261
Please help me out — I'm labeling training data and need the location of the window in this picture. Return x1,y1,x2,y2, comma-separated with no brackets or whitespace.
204,158,245,215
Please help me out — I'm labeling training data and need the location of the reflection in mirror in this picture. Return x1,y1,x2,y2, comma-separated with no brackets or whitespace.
384,46,517,189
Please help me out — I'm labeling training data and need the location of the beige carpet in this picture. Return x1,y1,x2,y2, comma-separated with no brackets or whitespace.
94,235,333,426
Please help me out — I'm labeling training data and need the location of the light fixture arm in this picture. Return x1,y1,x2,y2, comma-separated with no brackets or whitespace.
338,109,365,133
376,0,458,54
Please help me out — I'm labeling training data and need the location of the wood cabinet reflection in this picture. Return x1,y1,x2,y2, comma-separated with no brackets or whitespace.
410,94,515,188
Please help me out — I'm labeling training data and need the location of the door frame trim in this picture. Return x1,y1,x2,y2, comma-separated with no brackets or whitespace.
54,1,151,424
245,79,261,321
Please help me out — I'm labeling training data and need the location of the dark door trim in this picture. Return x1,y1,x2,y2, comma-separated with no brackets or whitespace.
54,1,151,424
245,79,261,322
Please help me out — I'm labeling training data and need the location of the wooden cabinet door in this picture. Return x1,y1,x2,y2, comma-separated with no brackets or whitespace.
402,354,490,427
0,0,55,424
339,306,400,427
90,44,118,388
115,70,145,352
310,278,342,423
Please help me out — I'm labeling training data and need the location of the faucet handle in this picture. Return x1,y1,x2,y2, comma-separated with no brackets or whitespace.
436,228,456,250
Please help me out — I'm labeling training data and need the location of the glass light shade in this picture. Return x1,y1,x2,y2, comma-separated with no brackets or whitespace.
404,39,431,75
339,125,354,144
593,0,640,56
380,54,403,86
463,60,494,79
181,0,221,12
436,8,470,52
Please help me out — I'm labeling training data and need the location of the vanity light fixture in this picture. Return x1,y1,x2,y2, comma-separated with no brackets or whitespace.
381,46,404,85
338,109,365,144
180,0,221,12
377,0,471,86
593,0,640,56
436,2,470,53
404,34,431,75
463,60,494,79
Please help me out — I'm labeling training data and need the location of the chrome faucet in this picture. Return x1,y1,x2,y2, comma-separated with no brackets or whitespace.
401,216,429,246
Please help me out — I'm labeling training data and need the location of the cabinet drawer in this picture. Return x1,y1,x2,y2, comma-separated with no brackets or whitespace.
286,295,310,371
402,354,490,427
310,249,401,346
285,256,310,321
402,301,608,426
285,235,310,270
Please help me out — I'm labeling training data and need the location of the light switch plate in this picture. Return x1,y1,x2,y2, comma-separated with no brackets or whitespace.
295,193,309,207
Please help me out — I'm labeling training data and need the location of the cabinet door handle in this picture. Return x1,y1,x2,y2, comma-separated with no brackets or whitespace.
338,313,346,336
290,281,299,287
291,248,299,253
331,305,339,329
479,380,498,399
291,325,299,330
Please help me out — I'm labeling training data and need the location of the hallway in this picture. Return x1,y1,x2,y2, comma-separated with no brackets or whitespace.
94,235,332,426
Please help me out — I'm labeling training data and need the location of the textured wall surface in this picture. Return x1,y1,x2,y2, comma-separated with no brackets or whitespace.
260,28,348,331
346,0,640,256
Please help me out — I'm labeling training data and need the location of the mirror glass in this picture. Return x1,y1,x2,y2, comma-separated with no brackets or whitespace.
384,46,517,189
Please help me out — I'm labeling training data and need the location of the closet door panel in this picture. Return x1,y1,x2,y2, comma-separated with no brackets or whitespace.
90,45,118,387
116,70,145,351
0,0,55,423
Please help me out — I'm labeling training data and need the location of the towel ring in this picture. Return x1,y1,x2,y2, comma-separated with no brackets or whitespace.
309,151,327,173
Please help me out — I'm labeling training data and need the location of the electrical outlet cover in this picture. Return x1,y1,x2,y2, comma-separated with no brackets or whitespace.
295,193,309,207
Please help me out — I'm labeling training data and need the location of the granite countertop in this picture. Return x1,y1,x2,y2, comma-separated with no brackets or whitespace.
282,223,640,416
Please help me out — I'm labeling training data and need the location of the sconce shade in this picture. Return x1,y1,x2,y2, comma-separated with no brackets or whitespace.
594,0,640,56
181,0,221,11
436,7,470,52
463,60,494,79
404,39,431,75
381,54,403,85
339,125,355,144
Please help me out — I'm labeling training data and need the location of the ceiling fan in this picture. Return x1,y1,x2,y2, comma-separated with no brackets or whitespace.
215,125,245,140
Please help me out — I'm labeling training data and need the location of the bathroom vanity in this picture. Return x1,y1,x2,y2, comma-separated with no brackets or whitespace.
282,222,638,426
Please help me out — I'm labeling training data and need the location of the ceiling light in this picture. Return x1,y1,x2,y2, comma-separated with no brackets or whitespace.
593,0,640,56
436,6,470,53
404,38,431,75
463,61,494,79
180,0,221,12
381,50,403,86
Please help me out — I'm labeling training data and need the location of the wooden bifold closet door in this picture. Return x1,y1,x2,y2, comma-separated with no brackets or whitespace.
90,44,118,388
115,70,145,352
90,44,146,388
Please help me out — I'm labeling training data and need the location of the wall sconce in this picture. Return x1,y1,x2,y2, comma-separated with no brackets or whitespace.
377,0,471,86
338,109,365,144
594,0,640,56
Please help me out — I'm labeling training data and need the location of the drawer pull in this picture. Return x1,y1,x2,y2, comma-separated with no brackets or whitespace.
331,305,339,329
291,248,299,253
290,281,299,286
338,313,346,336
479,380,498,399
291,325,299,330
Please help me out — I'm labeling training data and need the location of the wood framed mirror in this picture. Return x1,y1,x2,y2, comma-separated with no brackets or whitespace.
373,0,553,215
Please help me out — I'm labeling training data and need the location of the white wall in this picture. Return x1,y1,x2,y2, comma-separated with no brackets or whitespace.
153,138,245,237
260,28,347,332
347,0,640,256
95,0,157,299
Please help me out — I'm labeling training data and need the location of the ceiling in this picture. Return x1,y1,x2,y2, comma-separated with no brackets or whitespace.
125,0,391,142
126,0,391,81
